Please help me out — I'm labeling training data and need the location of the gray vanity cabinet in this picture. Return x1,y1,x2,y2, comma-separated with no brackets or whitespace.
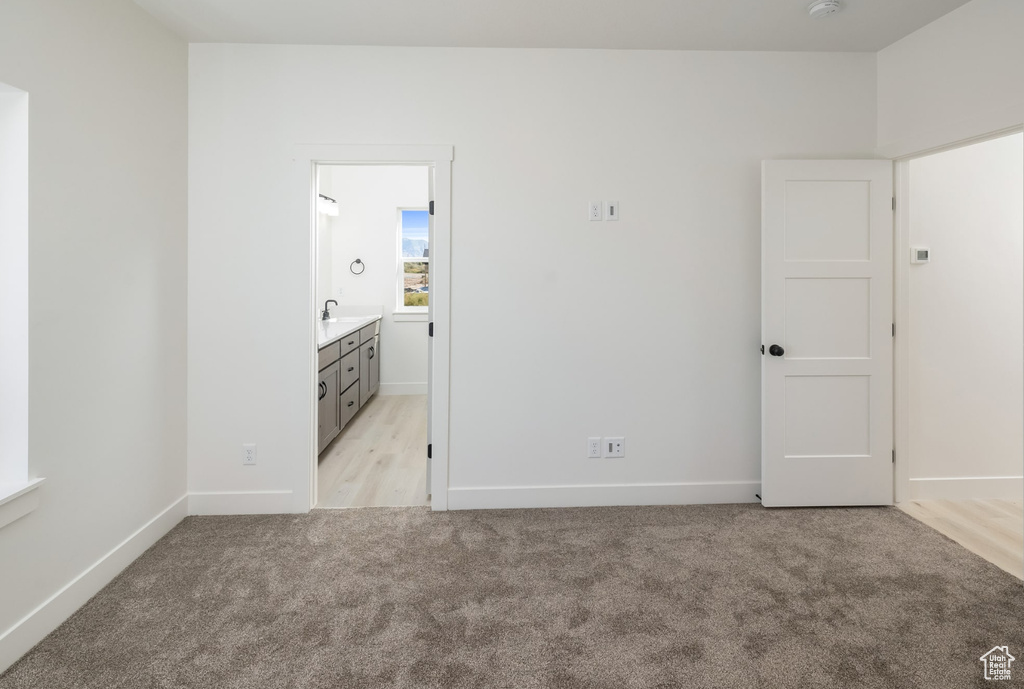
317,317,382,455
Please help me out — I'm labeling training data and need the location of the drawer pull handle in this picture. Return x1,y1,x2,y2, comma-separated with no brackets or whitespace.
347,401,355,407
347,367,355,372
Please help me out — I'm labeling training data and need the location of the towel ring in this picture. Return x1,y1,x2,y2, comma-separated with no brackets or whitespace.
350,258,365,275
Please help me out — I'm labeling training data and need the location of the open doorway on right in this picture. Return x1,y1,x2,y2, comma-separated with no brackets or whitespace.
897,131,1023,580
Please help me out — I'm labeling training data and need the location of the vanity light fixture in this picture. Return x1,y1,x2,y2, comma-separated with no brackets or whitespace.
318,193,339,217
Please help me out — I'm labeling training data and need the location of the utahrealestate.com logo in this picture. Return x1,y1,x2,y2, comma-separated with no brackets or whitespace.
980,646,1015,681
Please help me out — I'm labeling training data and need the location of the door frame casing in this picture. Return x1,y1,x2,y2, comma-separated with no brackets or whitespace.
290,144,453,512
891,125,1024,504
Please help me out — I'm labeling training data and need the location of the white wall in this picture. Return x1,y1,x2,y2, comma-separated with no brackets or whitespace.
0,0,187,672
877,0,1024,157
188,45,877,511
315,166,334,312
322,165,429,394
907,133,1024,499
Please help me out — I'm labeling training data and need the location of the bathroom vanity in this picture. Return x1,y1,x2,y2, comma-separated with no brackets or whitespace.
317,316,380,454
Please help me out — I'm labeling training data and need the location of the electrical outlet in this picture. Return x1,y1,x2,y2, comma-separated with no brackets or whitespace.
589,201,602,221
587,437,602,458
604,437,625,458
242,443,257,465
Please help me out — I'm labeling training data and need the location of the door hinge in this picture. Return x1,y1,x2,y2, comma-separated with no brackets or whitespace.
892,323,895,337
892,449,895,463
892,197,896,211
427,443,432,459
429,200,434,216
428,322,433,337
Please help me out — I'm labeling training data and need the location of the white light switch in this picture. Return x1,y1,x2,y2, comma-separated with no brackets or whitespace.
589,202,602,221
604,437,625,458
605,201,619,221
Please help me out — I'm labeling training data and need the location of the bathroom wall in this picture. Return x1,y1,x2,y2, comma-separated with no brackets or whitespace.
322,164,429,394
316,165,335,313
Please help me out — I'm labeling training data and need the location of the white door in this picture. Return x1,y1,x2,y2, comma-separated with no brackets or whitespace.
425,167,434,497
761,160,893,507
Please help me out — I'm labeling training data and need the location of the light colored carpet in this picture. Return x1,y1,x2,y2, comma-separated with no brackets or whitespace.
1,504,1022,688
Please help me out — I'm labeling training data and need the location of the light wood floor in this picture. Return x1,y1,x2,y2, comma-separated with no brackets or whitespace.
316,394,428,508
898,499,1023,580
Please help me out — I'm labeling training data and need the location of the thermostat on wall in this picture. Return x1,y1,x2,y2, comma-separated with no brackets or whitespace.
911,247,930,264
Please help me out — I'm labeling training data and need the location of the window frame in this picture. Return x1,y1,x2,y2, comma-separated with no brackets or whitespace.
396,207,430,314
0,82,43,529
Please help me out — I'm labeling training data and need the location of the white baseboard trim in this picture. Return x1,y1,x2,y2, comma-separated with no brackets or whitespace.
447,481,761,510
0,494,187,674
908,476,1024,501
187,490,295,515
379,382,427,396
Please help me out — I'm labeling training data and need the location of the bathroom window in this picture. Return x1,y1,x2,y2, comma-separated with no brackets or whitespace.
398,209,429,310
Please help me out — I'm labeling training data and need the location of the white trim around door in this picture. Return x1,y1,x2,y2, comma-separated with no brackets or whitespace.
289,144,453,512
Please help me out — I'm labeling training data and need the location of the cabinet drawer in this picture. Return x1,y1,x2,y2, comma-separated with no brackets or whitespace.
338,331,361,356
339,382,359,429
317,342,340,371
340,349,359,391
359,320,379,344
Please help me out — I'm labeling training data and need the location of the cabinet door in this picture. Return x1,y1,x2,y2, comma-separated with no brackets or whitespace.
318,362,341,453
368,335,380,397
359,342,370,407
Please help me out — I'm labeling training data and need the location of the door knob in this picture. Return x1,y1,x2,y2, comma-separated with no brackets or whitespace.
769,344,785,357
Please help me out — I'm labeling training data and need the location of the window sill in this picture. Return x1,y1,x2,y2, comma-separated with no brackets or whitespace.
0,478,45,530
392,311,428,322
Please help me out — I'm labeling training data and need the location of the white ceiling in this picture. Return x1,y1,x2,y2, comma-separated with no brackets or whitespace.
133,0,970,52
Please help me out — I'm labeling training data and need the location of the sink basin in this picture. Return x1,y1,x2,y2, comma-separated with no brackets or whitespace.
321,316,371,325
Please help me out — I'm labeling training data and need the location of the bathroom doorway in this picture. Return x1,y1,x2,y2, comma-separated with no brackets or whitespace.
314,164,431,508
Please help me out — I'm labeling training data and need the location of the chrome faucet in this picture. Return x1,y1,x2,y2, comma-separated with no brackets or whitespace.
322,300,337,321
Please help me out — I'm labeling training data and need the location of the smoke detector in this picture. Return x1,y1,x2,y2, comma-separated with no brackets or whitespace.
808,0,841,18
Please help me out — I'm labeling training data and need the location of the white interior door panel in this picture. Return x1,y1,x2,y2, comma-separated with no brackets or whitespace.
762,160,893,507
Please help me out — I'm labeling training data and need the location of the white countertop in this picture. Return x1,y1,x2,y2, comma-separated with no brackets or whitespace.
317,314,381,349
